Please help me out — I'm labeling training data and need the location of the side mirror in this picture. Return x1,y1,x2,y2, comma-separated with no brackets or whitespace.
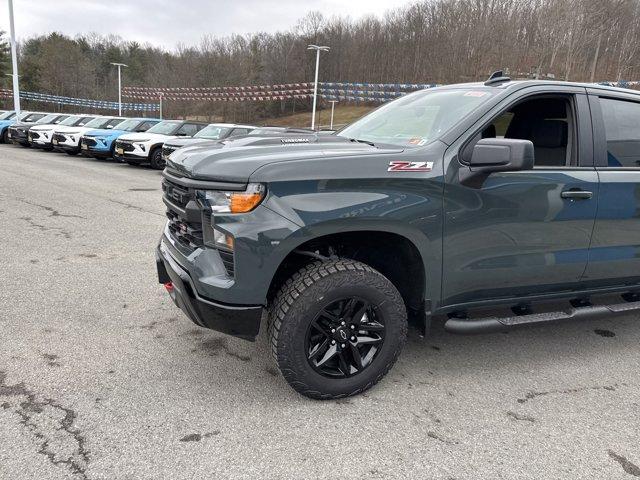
459,138,534,188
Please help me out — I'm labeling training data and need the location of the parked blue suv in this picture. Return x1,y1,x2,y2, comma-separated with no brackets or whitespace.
80,118,161,159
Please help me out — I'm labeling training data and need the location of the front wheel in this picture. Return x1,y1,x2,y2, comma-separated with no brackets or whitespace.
149,147,165,169
269,259,407,399
1,129,8,144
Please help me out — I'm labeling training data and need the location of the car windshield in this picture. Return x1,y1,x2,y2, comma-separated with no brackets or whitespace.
83,117,118,128
338,88,495,147
113,119,141,131
59,116,81,126
25,113,47,122
35,114,60,124
195,125,231,139
0,111,15,120
146,121,180,135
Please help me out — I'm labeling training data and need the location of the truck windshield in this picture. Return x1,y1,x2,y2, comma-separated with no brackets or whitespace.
338,88,495,147
195,125,230,139
0,111,16,120
147,121,180,135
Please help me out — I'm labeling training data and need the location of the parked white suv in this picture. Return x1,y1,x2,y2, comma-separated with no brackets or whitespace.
30,115,96,150
114,120,207,169
52,116,124,155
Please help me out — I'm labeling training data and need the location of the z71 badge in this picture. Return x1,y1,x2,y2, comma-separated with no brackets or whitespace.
387,161,433,172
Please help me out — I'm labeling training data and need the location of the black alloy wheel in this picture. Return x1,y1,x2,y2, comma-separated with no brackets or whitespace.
306,297,386,378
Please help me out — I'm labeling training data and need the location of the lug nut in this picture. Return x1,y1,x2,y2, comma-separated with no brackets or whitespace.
331,340,336,345
350,336,355,341
331,328,335,333
341,343,346,348
350,325,355,329
341,321,346,326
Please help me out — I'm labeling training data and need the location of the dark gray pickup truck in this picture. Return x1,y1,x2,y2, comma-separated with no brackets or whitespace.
157,74,640,399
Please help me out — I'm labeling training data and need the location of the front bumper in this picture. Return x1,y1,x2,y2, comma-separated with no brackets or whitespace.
156,241,262,341
8,129,29,145
52,134,81,152
28,131,53,148
80,137,112,158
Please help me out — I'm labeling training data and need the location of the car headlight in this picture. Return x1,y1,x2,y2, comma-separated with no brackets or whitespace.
197,183,265,214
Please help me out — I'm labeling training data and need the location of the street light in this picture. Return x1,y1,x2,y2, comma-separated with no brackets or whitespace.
110,62,128,116
307,44,329,130
7,0,21,115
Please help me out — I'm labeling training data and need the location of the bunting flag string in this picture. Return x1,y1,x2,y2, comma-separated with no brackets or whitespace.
0,88,159,111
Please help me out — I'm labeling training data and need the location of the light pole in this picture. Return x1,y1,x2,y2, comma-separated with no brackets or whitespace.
8,0,21,115
307,44,329,130
159,92,163,119
110,62,128,116
329,100,338,130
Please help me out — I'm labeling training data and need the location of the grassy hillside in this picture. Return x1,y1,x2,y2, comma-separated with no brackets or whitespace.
263,105,375,130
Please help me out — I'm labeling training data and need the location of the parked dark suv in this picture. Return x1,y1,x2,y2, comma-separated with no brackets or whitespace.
157,74,640,399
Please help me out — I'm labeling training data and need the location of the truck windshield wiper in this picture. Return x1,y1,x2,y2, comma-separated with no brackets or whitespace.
347,137,376,147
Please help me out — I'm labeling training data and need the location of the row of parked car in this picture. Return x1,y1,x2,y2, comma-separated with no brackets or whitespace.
0,109,316,169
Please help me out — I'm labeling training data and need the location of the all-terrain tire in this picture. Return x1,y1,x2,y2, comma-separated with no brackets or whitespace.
269,259,407,400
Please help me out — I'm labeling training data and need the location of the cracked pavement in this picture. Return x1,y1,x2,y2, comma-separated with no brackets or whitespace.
1,144,640,479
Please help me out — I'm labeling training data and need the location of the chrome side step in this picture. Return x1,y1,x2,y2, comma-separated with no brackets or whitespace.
444,295,640,334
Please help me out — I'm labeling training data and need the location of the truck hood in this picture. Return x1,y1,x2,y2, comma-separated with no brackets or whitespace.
118,132,176,143
166,135,403,183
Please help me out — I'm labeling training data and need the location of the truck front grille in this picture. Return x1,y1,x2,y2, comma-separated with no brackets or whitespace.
29,131,40,140
52,133,66,143
166,209,204,249
162,172,235,277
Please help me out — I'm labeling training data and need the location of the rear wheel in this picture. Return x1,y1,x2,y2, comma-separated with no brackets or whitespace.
65,149,78,156
269,259,407,399
149,147,165,169
1,129,7,144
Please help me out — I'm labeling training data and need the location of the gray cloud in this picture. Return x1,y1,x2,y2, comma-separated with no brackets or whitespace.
1,0,417,50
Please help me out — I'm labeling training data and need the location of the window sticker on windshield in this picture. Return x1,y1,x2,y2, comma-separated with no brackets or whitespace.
388,161,433,172
408,137,427,145
464,91,488,97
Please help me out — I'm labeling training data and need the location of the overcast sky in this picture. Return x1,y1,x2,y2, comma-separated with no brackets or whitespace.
1,0,417,50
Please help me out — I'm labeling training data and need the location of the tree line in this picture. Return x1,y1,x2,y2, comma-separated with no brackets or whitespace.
1,0,640,122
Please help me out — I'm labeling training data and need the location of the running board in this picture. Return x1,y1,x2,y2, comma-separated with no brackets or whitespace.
444,297,640,334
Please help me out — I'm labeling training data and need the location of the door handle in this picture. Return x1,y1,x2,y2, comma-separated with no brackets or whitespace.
561,189,593,200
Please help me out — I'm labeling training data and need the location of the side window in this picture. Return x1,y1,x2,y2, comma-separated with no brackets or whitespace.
138,121,154,131
177,123,199,136
600,98,640,168
466,96,573,168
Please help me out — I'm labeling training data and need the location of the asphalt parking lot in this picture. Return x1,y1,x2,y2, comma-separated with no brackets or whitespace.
1,144,639,479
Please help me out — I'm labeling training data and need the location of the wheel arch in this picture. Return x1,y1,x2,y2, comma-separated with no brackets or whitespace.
265,223,436,320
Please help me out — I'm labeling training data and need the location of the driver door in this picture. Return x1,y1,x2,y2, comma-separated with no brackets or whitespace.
441,88,598,307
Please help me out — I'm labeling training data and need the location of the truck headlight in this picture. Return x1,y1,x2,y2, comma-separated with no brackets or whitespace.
197,183,265,214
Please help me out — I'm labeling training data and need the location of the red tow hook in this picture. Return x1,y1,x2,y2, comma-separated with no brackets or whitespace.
164,282,174,293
